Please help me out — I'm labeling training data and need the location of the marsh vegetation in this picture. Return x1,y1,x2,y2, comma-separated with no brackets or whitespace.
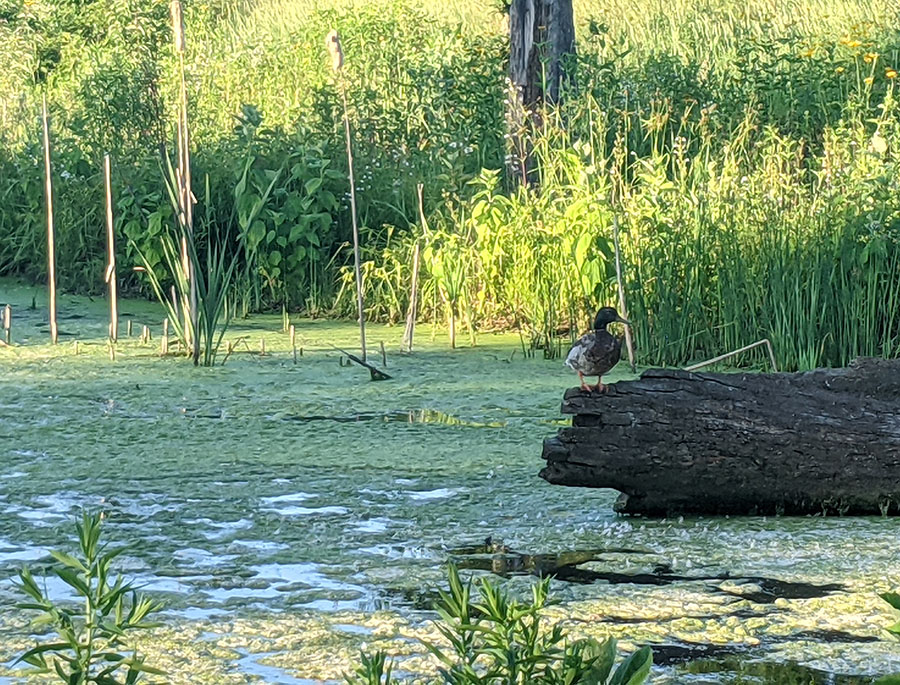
1,0,899,367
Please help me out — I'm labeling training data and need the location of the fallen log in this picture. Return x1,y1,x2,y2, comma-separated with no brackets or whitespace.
540,358,900,516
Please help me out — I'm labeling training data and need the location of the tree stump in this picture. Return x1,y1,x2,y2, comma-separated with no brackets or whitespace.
507,0,575,184
540,358,900,516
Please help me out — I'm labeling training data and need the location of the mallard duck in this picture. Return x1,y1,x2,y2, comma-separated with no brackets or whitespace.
565,307,630,392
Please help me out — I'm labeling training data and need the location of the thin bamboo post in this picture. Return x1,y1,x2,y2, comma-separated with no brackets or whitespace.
127,319,133,337
108,342,116,361
260,338,266,356
3,304,10,345
73,340,79,355
326,29,366,361
289,324,297,364
104,154,118,342
403,183,425,353
162,318,169,355
142,325,151,344
612,216,635,373
41,94,58,345
380,340,387,367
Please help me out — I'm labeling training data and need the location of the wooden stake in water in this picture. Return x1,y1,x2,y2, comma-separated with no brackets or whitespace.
260,338,266,356
289,324,297,364
327,29,366,361
612,216,636,373
142,325,151,344
170,285,179,329
3,304,10,345
403,183,425,353
41,94,58,345
103,154,118,342
127,319,133,337
162,318,169,355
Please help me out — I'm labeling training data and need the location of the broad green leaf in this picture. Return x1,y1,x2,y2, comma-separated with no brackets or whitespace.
583,637,617,685
304,177,322,195
609,646,652,685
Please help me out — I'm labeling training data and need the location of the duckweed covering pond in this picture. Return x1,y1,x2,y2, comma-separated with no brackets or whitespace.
1,280,900,683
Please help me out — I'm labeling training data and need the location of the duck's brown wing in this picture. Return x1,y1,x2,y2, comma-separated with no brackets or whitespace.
582,331,622,376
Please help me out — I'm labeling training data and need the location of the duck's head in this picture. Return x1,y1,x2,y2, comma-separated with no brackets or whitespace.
593,306,631,330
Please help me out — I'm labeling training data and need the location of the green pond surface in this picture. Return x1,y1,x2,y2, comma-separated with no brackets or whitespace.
1,280,899,683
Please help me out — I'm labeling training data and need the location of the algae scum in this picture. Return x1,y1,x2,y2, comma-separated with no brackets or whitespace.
1,283,899,683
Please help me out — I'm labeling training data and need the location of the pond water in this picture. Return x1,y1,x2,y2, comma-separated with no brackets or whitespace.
1,281,899,683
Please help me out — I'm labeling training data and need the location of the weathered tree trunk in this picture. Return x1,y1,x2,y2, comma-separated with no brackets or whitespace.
540,358,900,516
507,0,575,184
509,0,575,107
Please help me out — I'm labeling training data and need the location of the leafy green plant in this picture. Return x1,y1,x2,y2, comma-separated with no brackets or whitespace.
424,230,470,348
187,230,238,367
14,512,164,685
874,591,900,684
348,565,652,685
346,651,395,685
133,198,238,366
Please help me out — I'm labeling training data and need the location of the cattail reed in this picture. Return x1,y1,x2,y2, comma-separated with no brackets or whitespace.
171,0,198,364
326,29,366,361
403,183,425,353
612,216,635,372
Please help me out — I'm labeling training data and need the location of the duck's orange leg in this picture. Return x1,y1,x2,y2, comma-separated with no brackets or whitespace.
578,372,592,392
593,377,608,393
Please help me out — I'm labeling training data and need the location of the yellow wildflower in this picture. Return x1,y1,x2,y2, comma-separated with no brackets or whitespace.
864,52,878,64
887,69,898,79
846,40,862,49
864,76,874,86
835,66,846,74
799,48,815,58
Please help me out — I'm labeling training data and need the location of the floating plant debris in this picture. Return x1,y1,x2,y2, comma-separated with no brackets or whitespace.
280,409,506,427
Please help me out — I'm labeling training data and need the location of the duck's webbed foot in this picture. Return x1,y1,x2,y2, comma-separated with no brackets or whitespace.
593,379,608,393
